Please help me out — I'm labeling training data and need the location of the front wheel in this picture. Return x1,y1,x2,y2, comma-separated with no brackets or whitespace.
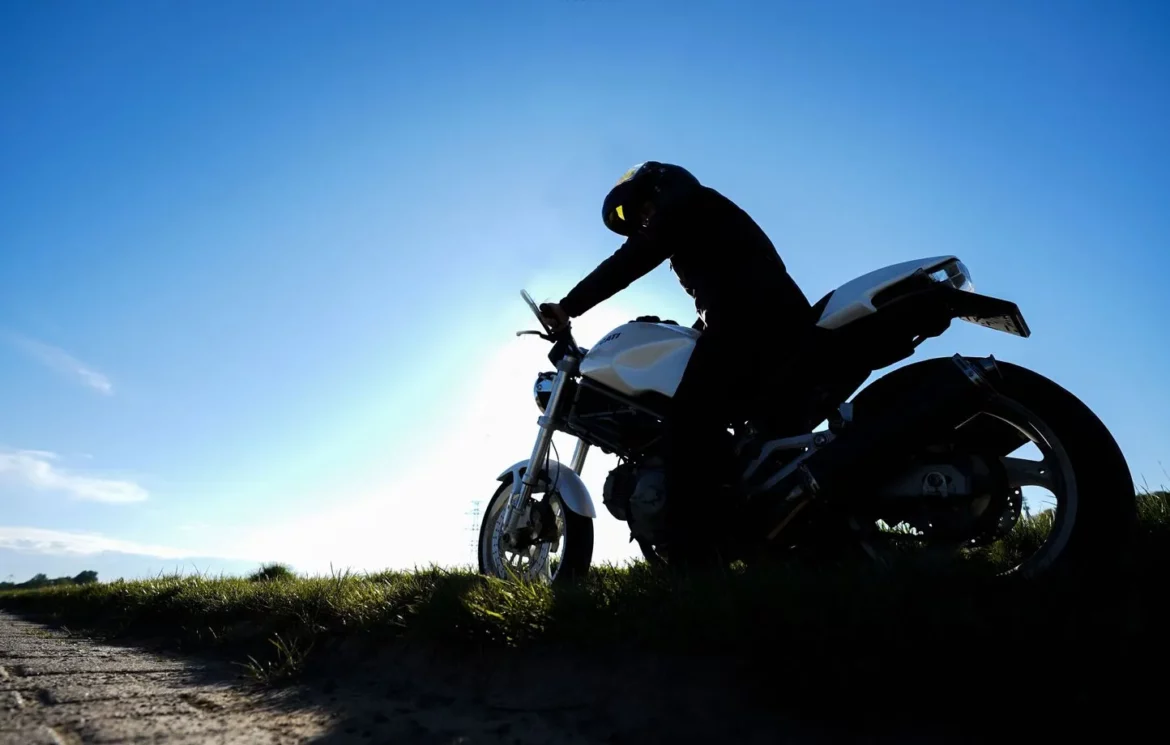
478,476,594,585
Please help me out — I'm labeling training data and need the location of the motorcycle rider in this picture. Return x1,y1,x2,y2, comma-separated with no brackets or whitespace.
539,162,816,569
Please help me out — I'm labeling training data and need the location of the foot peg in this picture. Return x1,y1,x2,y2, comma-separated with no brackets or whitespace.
762,465,821,541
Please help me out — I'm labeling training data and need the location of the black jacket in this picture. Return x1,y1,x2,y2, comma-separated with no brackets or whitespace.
560,186,813,334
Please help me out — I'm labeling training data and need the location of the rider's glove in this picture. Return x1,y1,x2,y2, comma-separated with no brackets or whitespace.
539,302,570,332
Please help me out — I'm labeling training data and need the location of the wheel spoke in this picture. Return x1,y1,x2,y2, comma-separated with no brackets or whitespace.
482,489,566,584
847,396,1077,580
1001,456,1054,490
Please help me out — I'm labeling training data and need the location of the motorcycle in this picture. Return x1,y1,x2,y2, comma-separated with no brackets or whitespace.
477,255,1136,584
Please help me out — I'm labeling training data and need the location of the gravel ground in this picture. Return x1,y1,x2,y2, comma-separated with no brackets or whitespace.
0,611,330,744
0,610,982,744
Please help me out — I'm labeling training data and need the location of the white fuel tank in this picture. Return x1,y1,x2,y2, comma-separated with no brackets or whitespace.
579,322,700,398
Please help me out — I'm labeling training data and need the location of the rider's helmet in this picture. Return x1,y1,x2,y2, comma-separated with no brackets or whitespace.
602,161,701,236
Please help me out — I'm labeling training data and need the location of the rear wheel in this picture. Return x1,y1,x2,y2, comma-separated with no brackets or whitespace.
478,477,594,584
848,358,1136,581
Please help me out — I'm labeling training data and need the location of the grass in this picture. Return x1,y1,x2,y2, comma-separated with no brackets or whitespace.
2,490,1167,729
236,630,315,684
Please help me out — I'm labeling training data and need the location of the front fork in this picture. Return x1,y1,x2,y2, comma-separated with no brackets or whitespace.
500,354,589,539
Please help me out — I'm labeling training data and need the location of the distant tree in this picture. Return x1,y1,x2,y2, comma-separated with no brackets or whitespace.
248,563,296,582
1,572,101,591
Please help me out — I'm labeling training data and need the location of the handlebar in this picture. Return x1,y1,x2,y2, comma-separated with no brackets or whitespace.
520,290,553,335
518,290,582,364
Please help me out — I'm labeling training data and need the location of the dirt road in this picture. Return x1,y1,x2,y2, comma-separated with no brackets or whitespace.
0,611,332,743
0,610,971,744
0,609,824,744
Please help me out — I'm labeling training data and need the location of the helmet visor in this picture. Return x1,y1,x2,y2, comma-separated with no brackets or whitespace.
603,166,643,236
615,163,645,186
605,203,629,235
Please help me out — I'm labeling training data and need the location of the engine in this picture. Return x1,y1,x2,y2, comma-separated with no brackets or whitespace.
602,458,669,545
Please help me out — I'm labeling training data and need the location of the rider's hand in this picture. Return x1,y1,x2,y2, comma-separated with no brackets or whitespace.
539,302,570,332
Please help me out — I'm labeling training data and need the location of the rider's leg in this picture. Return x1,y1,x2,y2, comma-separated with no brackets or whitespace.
662,311,818,568
662,329,742,569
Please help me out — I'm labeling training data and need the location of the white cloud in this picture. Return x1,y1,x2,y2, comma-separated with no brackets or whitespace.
0,449,148,504
4,333,113,395
0,526,189,558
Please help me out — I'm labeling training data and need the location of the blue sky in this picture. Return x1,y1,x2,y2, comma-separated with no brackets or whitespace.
2,0,1167,581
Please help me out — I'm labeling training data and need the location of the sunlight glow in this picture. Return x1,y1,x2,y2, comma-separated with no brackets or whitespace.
195,295,672,575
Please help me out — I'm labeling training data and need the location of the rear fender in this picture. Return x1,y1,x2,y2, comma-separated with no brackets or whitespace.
497,460,598,518
946,290,1031,338
850,357,1030,456
873,285,1031,339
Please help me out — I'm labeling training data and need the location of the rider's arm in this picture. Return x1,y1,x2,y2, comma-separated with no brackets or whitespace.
559,219,677,318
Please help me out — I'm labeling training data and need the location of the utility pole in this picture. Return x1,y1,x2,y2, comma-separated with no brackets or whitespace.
466,500,483,564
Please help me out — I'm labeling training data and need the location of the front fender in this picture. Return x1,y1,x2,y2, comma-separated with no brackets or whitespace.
497,459,598,519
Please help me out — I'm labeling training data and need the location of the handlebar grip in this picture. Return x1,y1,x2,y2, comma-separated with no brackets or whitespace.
537,303,570,332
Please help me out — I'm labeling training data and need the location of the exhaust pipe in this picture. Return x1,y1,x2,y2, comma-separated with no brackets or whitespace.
760,355,1001,534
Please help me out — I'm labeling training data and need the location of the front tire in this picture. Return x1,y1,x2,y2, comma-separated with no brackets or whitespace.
478,476,594,584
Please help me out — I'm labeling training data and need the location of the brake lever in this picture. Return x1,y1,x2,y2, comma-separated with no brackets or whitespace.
517,329,556,341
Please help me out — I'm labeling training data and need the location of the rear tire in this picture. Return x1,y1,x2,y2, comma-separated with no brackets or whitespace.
851,357,1136,582
990,361,1136,580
